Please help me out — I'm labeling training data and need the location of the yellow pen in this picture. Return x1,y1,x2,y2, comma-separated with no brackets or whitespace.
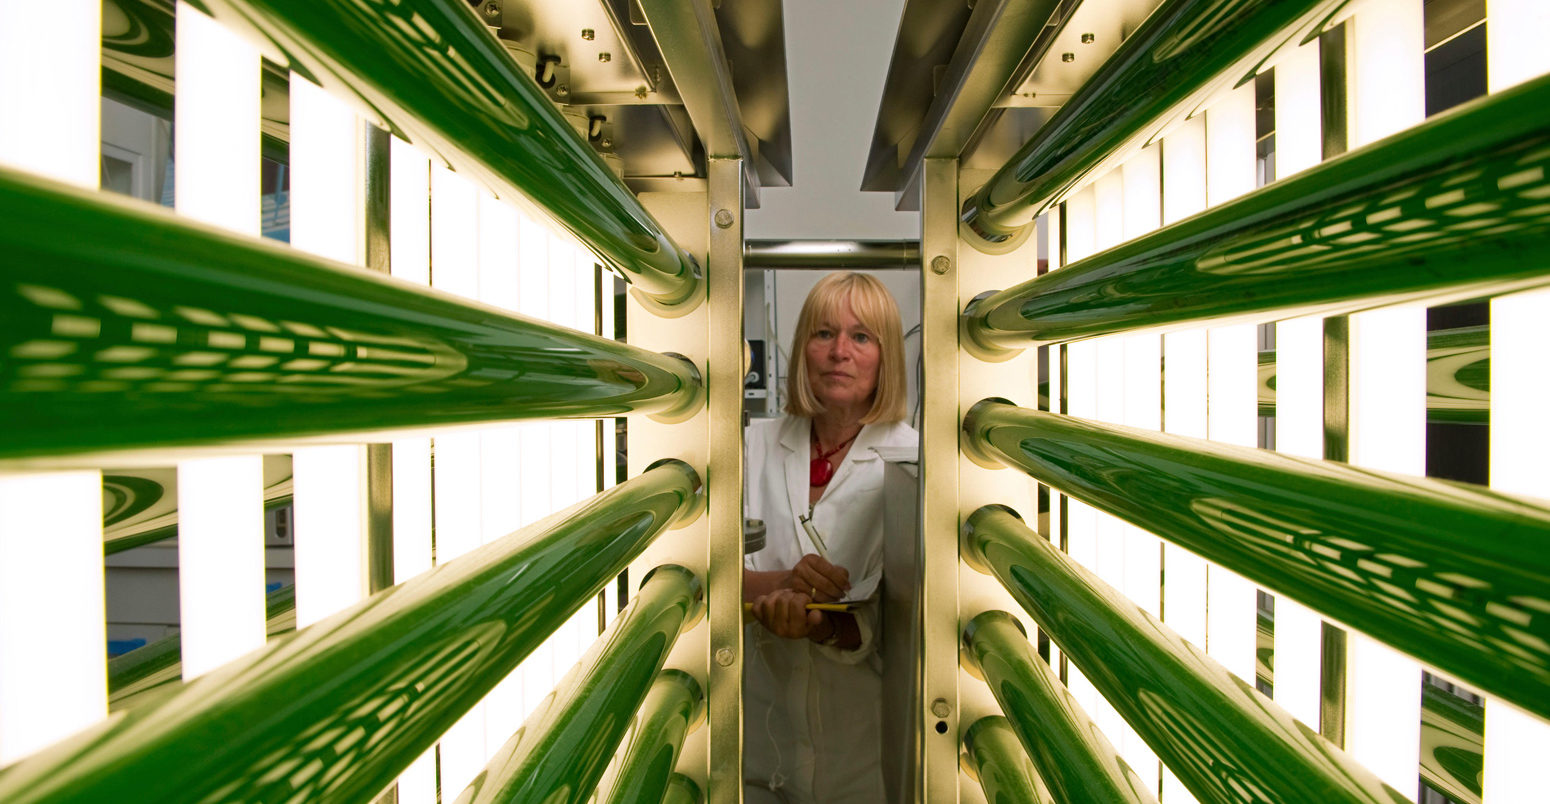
742,601,854,613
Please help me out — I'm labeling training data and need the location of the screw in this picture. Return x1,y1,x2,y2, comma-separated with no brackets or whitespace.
581,28,595,40
634,86,649,100
1081,32,1095,44
930,255,951,275
555,84,569,98
1061,52,1075,63
600,137,613,149
598,52,611,63
715,647,735,666
483,2,498,18
714,209,735,229
930,698,952,718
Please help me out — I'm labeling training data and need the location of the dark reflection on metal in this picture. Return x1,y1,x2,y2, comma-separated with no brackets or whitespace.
107,584,300,710
0,461,701,803
1257,325,1489,424
742,240,921,270
962,611,1152,804
182,0,700,307
102,463,294,554
1419,675,1483,804
963,73,1550,351
661,774,703,804
0,167,702,465
961,505,1411,804
962,715,1059,804
457,566,703,804
597,670,703,804
102,0,176,113
962,401,1550,723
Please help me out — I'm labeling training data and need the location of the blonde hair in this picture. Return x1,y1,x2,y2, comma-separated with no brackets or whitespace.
785,272,907,424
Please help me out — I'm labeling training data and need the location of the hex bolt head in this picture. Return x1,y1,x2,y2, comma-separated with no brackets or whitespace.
930,255,951,275
1081,32,1095,44
581,28,595,40
715,647,736,666
598,52,612,63
714,209,736,229
555,84,570,98
483,3,499,17
600,138,613,149
931,697,952,718
1061,52,1075,63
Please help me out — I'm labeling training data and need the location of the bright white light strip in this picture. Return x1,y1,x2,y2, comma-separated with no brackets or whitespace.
388,140,435,800
171,6,267,685
519,214,555,531
476,192,525,755
175,7,259,230
1160,110,1209,804
0,472,105,763
389,138,433,593
289,78,360,262
390,137,432,286
1344,1,1425,796
1270,39,1326,730
429,164,487,786
392,439,433,584
1488,0,1550,91
288,73,370,630
1484,3,1550,799
1116,147,1163,796
178,457,266,678
0,0,99,186
291,447,367,627
0,0,105,766
1057,183,1127,746
1345,633,1422,796
1203,84,1259,687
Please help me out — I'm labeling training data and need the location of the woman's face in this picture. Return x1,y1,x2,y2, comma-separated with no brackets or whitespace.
804,299,881,414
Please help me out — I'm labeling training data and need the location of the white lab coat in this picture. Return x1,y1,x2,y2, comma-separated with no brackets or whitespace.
743,414,918,804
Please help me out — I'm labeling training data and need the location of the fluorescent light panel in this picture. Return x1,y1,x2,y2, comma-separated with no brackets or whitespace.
0,472,105,763
1484,2,1550,800
0,0,99,186
1202,84,1260,688
172,6,266,684
0,0,105,766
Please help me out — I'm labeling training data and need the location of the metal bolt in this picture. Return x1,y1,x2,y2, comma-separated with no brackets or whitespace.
555,84,570,98
598,52,611,63
600,137,613,149
714,209,735,229
1061,52,1075,63
634,86,649,100
715,647,735,666
930,255,951,275
931,698,952,718
1081,32,1095,44
483,2,498,18
581,28,595,40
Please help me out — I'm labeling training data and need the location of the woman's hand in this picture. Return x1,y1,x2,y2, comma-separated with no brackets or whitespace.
751,589,823,640
786,553,850,602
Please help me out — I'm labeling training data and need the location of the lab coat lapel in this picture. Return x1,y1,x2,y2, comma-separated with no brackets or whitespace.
825,421,882,494
779,416,810,528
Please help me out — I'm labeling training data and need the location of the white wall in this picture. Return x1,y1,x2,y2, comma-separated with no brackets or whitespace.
744,0,920,240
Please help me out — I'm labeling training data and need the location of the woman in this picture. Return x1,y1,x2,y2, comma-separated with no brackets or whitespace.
743,272,917,803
